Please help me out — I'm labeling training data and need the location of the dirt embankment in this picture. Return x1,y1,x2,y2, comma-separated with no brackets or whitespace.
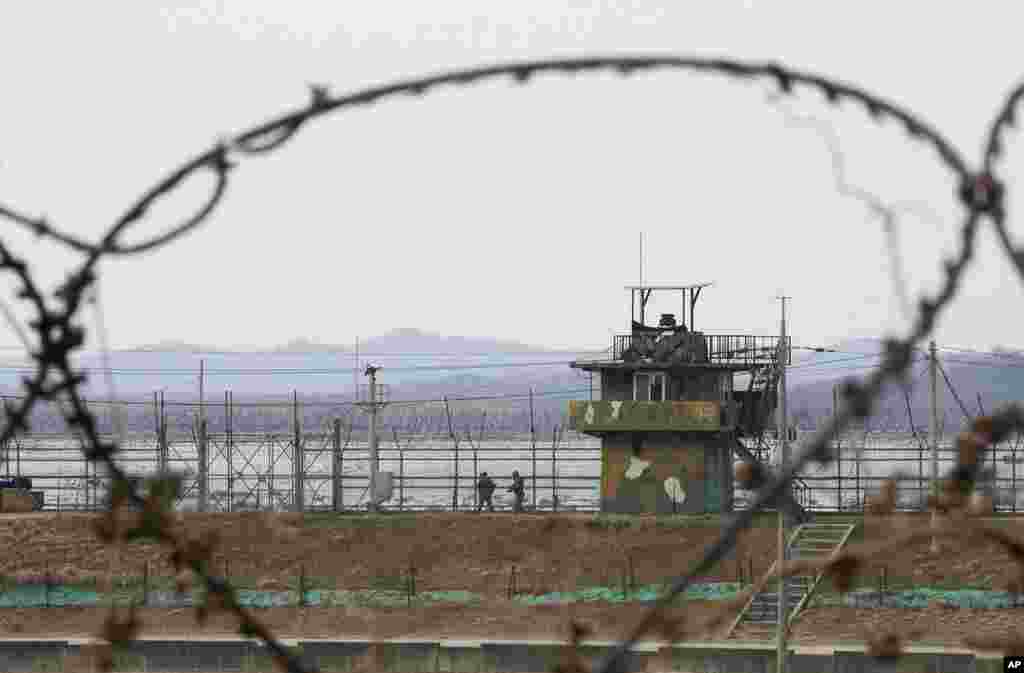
2,512,1024,645
0,512,778,595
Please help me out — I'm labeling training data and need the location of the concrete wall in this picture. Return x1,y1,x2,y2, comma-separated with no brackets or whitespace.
600,433,732,515
10,637,1009,673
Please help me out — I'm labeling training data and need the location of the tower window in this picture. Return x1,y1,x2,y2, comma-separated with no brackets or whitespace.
634,372,666,402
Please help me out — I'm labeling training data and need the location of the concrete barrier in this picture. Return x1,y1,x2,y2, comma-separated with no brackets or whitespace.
6,636,1010,672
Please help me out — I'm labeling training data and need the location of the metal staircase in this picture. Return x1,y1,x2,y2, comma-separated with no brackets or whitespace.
726,521,857,638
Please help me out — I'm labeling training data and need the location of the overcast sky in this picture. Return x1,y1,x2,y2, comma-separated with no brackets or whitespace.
2,2,1024,353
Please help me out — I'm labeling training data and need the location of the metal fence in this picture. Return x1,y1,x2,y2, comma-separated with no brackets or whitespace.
6,429,1023,514
0,431,606,513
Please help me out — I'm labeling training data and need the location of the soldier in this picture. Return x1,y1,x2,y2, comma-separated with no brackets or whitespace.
476,472,496,512
508,470,526,513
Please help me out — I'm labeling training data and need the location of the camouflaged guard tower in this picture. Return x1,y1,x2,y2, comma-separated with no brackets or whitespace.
567,284,790,515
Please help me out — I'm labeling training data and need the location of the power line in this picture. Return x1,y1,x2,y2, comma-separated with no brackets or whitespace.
0,385,596,409
0,359,588,376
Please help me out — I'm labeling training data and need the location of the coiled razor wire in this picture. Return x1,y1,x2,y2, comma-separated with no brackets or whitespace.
1,55,1024,672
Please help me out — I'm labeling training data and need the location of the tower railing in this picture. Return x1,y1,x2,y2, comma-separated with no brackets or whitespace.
612,333,789,366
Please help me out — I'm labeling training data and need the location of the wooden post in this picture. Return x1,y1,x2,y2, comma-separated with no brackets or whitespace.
142,561,149,607
398,433,405,511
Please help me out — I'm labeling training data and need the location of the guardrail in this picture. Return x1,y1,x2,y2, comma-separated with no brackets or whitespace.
612,334,789,367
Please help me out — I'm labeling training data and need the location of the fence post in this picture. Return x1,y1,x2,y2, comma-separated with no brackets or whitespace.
1013,437,1018,513
837,437,842,511
198,417,208,513
473,437,478,512
444,397,459,512
552,427,558,513
227,391,234,512
332,419,342,513
159,391,168,476
293,391,303,513
399,440,405,511
530,388,537,511
142,561,149,607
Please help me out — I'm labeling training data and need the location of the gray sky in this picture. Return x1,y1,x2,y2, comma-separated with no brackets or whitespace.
2,1,1023,353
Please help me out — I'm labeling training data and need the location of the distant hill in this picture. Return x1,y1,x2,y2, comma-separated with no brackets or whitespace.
128,339,221,352
15,330,1024,434
128,329,585,355
348,328,574,354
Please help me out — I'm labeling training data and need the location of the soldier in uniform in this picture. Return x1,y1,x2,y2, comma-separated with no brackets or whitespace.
476,472,496,512
508,470,526,513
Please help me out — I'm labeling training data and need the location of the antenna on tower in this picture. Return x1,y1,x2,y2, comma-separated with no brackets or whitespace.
639,232,644,288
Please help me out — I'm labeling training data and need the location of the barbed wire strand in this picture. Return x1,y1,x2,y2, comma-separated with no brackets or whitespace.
768,96,949,323
0,55,1018,672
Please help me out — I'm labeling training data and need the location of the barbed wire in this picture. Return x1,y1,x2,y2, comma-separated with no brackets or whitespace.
768,96,949,323
0,54,1020,672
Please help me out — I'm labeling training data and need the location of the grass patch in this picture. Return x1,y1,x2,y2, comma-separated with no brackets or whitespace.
29,657,62,673
585,512,780,530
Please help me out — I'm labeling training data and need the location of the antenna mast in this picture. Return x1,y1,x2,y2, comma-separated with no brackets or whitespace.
639,232,644,288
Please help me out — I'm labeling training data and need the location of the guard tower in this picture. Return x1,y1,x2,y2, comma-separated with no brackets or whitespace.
567,284,790,515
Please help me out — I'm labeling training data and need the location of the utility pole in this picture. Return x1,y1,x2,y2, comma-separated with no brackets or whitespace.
357,365,386,513
776,295,790,673
929,340,940,553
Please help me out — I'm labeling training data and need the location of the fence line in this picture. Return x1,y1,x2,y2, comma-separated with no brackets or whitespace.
8,429,1024,514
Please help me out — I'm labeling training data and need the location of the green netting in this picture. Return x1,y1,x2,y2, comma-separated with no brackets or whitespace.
513,582,742,605
0,585,485,608
842,588,1024,609
1,583,1020,609
0,586,99,608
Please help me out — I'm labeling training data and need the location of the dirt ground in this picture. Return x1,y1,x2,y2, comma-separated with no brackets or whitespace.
1,511,1023,648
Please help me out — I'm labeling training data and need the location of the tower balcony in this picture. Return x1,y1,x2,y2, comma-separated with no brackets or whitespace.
610,333,789,367
567,400,728,433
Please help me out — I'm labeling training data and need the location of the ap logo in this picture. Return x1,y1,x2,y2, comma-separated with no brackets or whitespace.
1006,656,1024,671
